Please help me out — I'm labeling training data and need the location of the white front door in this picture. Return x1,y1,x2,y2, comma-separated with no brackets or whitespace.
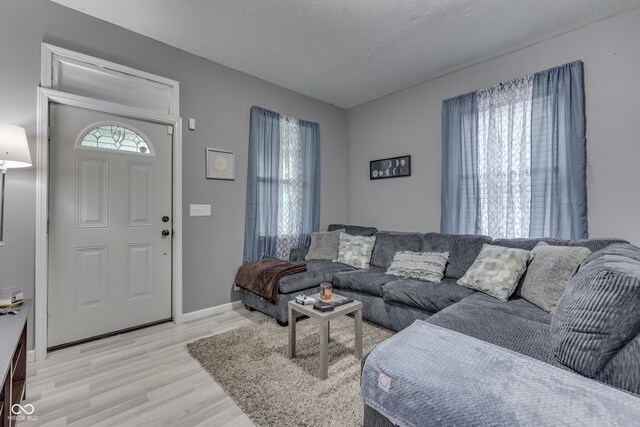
48,103,173,348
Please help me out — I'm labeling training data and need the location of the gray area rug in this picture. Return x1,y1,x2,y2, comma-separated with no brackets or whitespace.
187,315,393,427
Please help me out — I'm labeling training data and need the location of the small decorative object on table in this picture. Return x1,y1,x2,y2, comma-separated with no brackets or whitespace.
370,155,411,180
294,294,316,305
0,287,23,308
313,300,335,312
320,282,333,301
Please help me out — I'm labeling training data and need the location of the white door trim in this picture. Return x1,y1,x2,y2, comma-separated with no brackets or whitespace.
41,43,179,116
36,89,183,361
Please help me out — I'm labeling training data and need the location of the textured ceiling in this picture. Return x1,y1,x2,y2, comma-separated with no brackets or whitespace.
51,0,640,108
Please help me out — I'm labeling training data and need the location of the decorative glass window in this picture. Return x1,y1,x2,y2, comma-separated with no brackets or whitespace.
77,123,153,155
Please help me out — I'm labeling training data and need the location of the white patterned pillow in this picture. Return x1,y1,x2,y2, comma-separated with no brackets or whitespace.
386,251,450,283
335,233,376,269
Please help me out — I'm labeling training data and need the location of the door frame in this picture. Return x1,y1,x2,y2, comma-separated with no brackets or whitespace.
36,89,183,359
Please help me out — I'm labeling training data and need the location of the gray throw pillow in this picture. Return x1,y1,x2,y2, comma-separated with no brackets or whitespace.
305,229,345,261
457,244,531,302
551,250,640,388
386,251,450,283
520,242,591,313
335,232,376,269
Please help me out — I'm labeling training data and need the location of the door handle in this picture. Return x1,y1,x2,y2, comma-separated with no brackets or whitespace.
162,229,171,237
162,216,170,223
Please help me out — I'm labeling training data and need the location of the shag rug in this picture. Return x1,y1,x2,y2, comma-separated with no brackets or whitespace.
187,315,393,427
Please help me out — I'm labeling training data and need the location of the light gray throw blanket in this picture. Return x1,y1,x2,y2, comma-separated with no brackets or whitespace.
361,321,640,427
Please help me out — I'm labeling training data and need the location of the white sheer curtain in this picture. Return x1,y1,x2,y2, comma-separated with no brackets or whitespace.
477,75,533,238
276,116,304,259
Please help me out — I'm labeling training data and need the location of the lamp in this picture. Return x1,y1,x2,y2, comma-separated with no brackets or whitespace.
0,123,32,242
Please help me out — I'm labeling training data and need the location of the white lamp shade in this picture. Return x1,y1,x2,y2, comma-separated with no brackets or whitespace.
0,123,32,168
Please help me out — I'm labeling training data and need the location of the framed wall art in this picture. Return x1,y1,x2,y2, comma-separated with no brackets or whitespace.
206,148,235,180
370,155,411,180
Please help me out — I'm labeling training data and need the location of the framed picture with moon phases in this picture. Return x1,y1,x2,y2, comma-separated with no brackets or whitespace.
370,155,411,180
206,148,235,180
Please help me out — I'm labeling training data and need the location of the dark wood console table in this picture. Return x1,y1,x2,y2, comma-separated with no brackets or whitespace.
0,300,31,427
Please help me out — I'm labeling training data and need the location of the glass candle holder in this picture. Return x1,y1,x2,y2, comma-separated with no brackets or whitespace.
320,282,333,301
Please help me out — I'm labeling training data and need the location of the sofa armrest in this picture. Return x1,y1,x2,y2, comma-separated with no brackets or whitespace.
361,322,640,427
289,246,309,262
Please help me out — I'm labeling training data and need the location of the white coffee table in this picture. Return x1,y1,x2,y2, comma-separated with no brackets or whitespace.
288,293,363,380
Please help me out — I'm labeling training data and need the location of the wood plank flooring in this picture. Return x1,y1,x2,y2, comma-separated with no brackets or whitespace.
19,308,267,427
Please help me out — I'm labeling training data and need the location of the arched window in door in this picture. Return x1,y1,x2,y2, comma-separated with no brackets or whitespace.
77,122,154,156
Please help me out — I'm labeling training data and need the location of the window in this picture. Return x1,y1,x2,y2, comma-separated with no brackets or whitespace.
243,106,320,263
441,61,587,240
78,123,153,155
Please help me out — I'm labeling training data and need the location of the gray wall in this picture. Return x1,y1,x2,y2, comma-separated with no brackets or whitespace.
0,0,348,347
347,8,640,245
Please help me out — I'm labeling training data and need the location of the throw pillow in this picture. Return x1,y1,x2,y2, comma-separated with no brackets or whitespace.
457,244,531,302
335,232,376,269
386,251,450,283
305,229,345,261
520,242,591,313
551,249,640,388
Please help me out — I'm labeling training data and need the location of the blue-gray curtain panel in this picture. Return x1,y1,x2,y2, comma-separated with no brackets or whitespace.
243,106,280,263
441,93,480,235
298,119,321,248
530,61,588,239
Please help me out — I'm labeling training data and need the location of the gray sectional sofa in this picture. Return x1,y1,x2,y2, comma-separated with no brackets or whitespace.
240,224,640,425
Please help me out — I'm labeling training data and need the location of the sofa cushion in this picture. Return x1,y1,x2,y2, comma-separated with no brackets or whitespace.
328,224,378,236
289,246,309,262
571,238,630,253
519,242,591,313
491,238,566,251
333,267,396,297
459,292,552,325
370,231,422,268
582,243,640,266
492,237,628,252
457,244,531,302
305,228,345,261
597,335,640,395
382,278,475,313
552,246,640,384
278,260,355,294
421,233,492,279
426,298,553,363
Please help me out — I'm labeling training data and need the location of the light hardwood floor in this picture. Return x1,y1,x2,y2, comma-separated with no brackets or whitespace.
19,308,267,427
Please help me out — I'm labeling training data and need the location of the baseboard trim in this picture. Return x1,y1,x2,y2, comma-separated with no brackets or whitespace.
181,300,243,322
26,303,242,360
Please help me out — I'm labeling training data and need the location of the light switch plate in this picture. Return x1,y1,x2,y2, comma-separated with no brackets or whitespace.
190,204,211,216
188,118,196,131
